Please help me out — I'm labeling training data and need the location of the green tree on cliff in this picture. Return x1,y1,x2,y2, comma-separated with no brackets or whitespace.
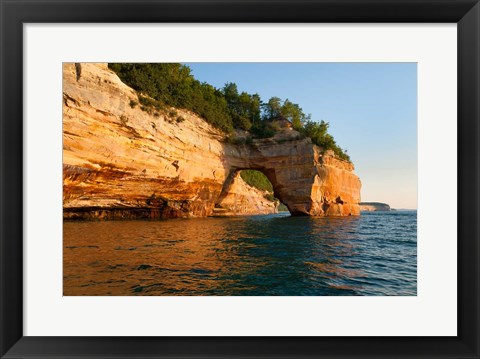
264,97,282,119
261,97,310,129
222,82,262,131
300,120,350,161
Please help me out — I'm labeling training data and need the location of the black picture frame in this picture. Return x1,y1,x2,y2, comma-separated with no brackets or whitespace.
1,1,479,358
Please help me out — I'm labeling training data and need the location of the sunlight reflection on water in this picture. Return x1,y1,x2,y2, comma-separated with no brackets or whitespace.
63,211,416,296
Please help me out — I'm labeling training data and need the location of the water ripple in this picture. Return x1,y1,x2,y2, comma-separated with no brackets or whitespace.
64,211,417,296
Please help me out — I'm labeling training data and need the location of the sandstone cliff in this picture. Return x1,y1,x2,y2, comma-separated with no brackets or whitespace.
63,63,361,219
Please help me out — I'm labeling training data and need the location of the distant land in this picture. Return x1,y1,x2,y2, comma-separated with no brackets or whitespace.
359,202,391,212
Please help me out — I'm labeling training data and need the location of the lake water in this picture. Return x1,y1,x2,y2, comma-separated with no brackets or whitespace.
64,211,417,296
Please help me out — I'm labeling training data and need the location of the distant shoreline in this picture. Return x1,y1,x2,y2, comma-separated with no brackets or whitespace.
359,202,417,212
359,202,390,212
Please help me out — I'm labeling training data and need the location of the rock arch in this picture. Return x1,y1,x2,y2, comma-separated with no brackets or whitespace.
221,137,361,216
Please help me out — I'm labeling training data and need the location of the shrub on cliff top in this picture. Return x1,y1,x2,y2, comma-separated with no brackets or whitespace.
300,120,350,162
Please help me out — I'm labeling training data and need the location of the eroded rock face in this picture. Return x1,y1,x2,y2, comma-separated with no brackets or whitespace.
63,63,361,219
63,63,227,219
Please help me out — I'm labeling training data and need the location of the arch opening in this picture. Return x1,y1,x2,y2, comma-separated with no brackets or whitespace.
214,168,290,216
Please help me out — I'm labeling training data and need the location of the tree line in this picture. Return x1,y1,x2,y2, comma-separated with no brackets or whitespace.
108,63,350,161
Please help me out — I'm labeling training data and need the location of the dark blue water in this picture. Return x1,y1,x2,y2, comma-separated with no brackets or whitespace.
63,211,417,296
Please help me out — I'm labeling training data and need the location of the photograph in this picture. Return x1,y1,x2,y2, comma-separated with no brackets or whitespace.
63,62,417,296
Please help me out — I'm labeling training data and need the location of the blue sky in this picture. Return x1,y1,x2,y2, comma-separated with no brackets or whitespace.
185,63,417,209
